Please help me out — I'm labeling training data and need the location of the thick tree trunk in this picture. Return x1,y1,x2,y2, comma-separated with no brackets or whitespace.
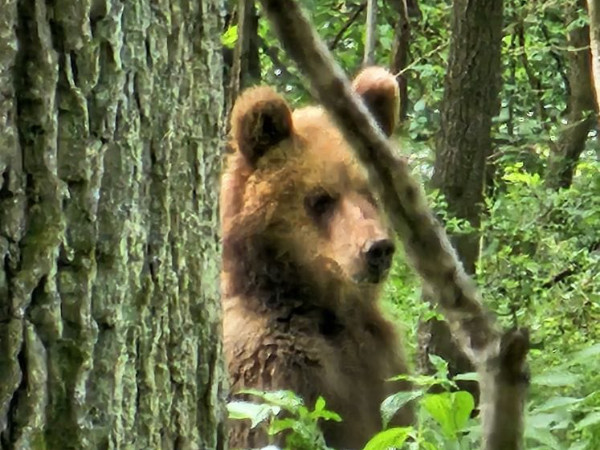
0,1,226,449
433,0,503,273
422,0,504,404
546,5,595,190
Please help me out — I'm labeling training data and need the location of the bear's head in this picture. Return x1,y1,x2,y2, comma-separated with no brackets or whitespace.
221,67,399,306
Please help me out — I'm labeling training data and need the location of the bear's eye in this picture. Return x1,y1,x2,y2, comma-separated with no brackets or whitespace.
305,190,337,219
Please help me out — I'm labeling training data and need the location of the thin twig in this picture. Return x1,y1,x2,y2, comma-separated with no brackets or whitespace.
395,41,448,76
328,2,367,50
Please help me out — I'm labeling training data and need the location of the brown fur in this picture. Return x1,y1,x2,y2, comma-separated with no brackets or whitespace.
221,67,412,449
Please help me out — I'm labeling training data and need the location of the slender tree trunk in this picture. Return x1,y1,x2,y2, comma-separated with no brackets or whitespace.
389,0,421,121
421,0,504,404
588,0,600,112
364,0,378,66
546,4,596,190
0,1,226,449
227,0,261,114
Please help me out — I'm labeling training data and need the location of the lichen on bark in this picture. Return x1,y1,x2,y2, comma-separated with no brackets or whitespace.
0,1,226,449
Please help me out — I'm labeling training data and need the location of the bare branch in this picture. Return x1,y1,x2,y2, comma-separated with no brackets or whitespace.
328,2,367,51
257,1,529,448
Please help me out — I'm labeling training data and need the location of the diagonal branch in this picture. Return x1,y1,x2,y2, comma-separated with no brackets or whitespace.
257,1,529,449
328,2,367,51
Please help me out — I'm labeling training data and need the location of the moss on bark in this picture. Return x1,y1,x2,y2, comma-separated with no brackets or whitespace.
0,1,226,448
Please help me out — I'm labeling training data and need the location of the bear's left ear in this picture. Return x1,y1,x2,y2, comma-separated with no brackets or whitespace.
352,67,399,137
230,86,293,165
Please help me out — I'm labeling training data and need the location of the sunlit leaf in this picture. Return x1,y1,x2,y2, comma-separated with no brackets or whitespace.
380,390,423,429
362,427,412,450
227,401,280,428
421,391,474,438
577,411,600,429
221,25,238,49
531,372,581,387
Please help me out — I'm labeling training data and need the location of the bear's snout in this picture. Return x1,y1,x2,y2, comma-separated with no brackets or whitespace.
363,238,395,281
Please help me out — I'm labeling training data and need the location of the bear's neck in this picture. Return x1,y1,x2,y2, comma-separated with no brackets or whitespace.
222,234,340,314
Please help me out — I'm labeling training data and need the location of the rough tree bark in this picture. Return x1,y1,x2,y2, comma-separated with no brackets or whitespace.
546,3,596,190
419,0,504,405
258,1,529,449
0,1,226,449
434,0,504,274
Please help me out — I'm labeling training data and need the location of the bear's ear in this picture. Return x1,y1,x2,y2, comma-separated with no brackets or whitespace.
352,67,399,137
230,87,293,165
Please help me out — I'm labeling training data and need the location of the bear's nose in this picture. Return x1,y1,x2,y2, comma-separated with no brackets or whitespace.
364,239,395,276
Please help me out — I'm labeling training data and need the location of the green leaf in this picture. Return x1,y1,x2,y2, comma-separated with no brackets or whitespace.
577,411,600,429
568,441,591,450
422,391,474,439
569,343,600,366
227,401,280,428
531,372,581,387
314,396,325,412
308,396,342,422
362,427,412,450
414,98,426,112
524,424,561,449
380,390,423,429
428,354,449,376
533,396,583,412
527,412,562,429
268,417,297,435
317,409,342,422
238,389,304,411
452,372,479,382
221,25,238,49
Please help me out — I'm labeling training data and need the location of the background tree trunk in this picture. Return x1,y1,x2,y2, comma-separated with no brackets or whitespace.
227,0,261,115
546,3,596,190
433,0,503,274
389,0,421,122
0,1,226,449
364,0,378,66
588,0,600,112
420,0,504,404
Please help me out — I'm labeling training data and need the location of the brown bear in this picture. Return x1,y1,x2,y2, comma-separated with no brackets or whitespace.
221,67,412,449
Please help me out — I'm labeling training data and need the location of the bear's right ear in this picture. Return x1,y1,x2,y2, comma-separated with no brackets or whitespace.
230,87,293,165
352,67,399,137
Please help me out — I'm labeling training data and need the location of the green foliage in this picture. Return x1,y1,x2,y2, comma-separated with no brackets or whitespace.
227,389,341,450
373,354,478,450
225,0,600,447
363,427,412,450
222,25,238,49
385,160,600,449
227,356,479,450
